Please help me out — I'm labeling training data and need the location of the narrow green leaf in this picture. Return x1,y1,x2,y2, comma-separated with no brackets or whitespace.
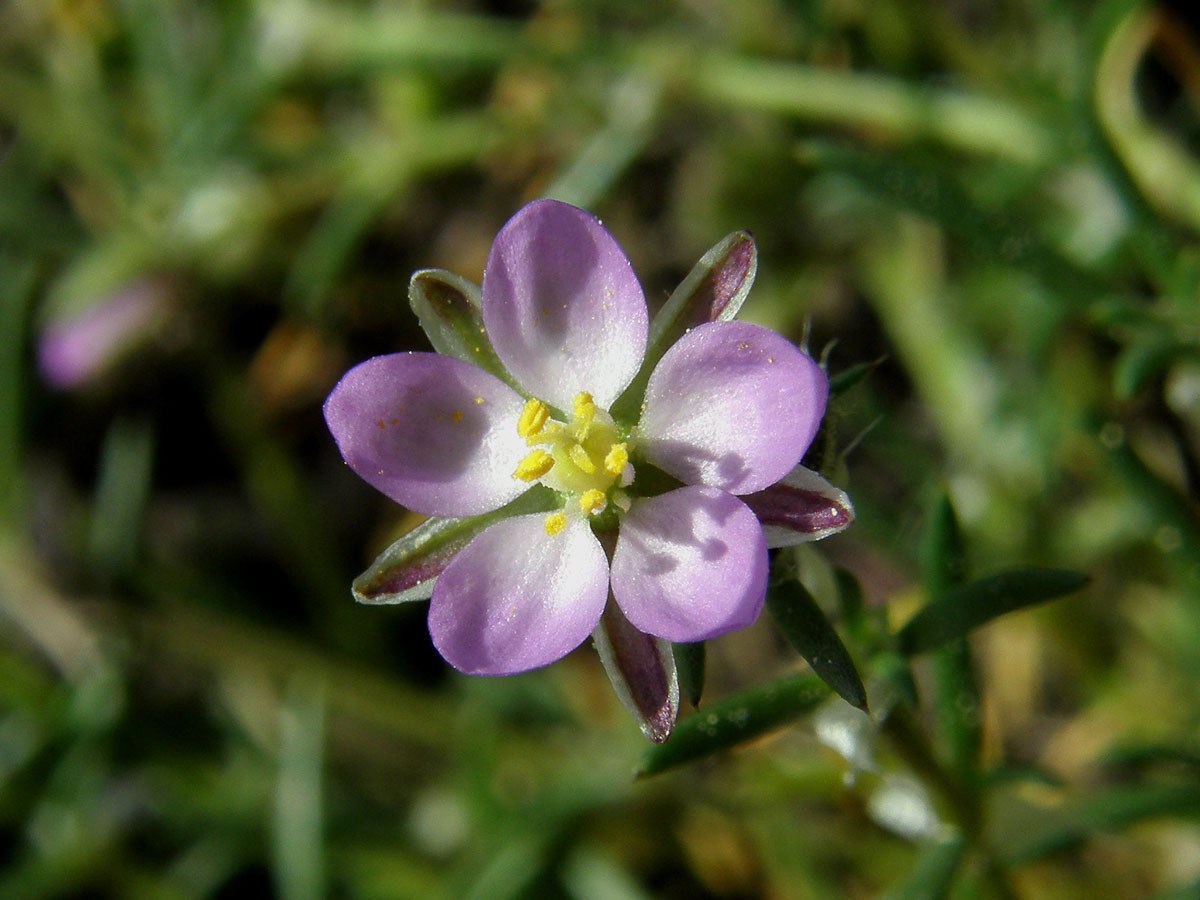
833,566,865,625
766,580,868,712
352,487,558,604
922,494,968,601
829,355,886,397
672,641,706,707
636,673,829,778
922,494,980,783
879,833,966,900
408,268,515,386
898,568,1089,655
1099,742,1200,776
611,231,756,422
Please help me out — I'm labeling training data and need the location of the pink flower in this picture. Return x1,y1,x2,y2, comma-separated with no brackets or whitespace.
325,200,835,681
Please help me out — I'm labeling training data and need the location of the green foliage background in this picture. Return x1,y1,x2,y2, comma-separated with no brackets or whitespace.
2,0,1200,897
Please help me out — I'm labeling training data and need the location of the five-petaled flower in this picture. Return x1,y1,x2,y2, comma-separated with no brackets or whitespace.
324,199,831,678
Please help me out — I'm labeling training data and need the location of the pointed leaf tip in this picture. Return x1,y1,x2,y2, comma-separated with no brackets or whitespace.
898,567,1089,654
766,580,869,712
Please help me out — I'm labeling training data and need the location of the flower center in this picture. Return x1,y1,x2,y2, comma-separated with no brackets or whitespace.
511,392,633,534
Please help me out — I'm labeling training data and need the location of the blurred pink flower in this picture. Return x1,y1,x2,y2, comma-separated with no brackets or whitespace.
38,279,167,389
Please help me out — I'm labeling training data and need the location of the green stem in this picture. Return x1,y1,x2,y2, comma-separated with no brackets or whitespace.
689,52,1055,164
881,706,980,839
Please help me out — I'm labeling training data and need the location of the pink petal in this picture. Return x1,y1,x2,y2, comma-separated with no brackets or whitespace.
610,486,768,643
429,513,609,674
323,352,529,517
481,199,647,410
637,321,827,494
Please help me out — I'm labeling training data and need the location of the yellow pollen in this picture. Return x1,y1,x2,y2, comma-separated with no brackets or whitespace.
513,448,554,481
568,443,596,474
604,442,628,476
579,489,606,515
517,398,550,437
451,409,463,422
573,391,595,423
572,391,595,440
544,511,567,535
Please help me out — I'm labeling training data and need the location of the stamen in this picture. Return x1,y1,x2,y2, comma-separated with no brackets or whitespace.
517,398,550,438
544,511,567,535
513,448,554,481
611,490,631,512
568,443,596,474
572,391,595,439
573,391,595,424
579,489,606,515
603,442,628,476
527,421,564,446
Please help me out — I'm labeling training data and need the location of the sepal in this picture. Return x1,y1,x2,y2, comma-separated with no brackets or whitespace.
592,601,679,743
408,268,516,387
352,487,558,604
742,464,854,547
611,231,757,421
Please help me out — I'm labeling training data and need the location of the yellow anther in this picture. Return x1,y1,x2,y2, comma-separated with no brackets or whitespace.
572,391,595,439
513,448,554,481
604,442,628,476
544,511,567,535
568,443,596,474
517,398,550,438
579,489,607,515
573,391,595,424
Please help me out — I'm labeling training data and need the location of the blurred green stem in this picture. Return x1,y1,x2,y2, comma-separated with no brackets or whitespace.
881,708,1020,900
273,678,326,900
0,257,35,522
1094,3,1200,234
690,53,1054,163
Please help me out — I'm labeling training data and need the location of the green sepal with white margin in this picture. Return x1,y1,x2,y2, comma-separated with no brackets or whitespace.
610,231,757,422
741,464,855,547
408,268,521,390
592,599,679,743
353,485,560,604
